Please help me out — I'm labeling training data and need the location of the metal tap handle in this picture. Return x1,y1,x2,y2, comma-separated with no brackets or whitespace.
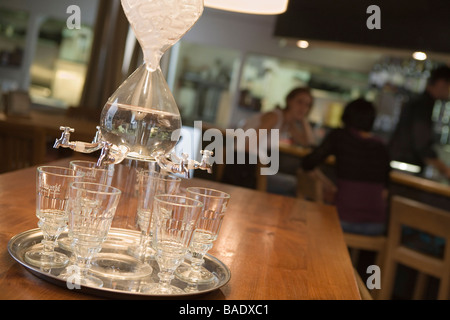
92,126,102,143
178,153,190,178
54,126,75,148
180,153,189,163
96,142,129,166
97,141,112,167
200,150,214,173
156,150,214,178
201,149,214,157
59,126,75,133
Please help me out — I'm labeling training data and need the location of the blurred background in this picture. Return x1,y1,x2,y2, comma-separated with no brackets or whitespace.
1,0,449,148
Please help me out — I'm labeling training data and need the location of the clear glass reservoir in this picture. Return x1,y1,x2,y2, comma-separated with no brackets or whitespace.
99,0,204,162
100,66,182,161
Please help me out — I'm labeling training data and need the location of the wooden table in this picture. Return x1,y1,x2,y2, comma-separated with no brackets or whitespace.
0,157,360,300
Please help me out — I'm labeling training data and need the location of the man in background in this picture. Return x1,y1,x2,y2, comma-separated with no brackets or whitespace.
389,65,450,179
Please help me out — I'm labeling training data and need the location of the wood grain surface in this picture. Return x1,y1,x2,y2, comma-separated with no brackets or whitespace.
0,157,360,300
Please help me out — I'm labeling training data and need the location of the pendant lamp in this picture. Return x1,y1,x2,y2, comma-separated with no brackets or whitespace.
204,0,289,15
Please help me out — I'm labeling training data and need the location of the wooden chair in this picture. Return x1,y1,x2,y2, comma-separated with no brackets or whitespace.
379,196,450,300
344,232,386,266
296,168,324,202
353,267,373,300
0,121,46,174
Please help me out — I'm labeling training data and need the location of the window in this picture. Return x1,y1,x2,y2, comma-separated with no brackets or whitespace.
0,7,29,92
0,7,28,68
29,18,93,108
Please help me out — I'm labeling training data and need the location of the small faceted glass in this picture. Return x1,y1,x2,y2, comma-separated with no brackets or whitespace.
142,194,203,295
175,187,230,291
129,170,181,261
69,160,114,185
59,160,115,252
25,166,84,268
62,182,121,288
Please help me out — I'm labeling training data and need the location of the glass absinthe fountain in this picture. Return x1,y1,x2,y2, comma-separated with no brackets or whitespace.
54,0,212,177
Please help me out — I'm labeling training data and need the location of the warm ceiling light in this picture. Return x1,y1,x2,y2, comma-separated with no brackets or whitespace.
204,0,289,15
296,40,309,49
412,51,427,61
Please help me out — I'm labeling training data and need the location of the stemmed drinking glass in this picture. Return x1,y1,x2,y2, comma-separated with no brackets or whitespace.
142,194,203,295
60,182,121,288
25,166,84,269
59,160,115,252
175,187,230,292
128,170,181,261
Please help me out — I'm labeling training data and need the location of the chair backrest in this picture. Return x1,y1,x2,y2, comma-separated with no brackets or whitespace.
0,121,46,174
390,196,450,239
353,267,373,300
381,196,450,299
296,168,324,203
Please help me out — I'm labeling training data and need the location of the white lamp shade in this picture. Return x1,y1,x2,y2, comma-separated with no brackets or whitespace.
204,0,289,15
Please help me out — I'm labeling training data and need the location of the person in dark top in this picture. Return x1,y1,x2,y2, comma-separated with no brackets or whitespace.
301,99,391,235
389,65,450,179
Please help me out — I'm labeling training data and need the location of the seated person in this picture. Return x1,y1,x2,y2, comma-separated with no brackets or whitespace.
242,87,316,147
239,87,316,196
301,99,391,235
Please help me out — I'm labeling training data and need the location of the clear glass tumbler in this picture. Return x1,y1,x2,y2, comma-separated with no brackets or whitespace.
61,182,121,288
24,166,84,268
69,160,114,185
175,187,230,291
128,170,181,261
58,160,115,252
142,194,203,295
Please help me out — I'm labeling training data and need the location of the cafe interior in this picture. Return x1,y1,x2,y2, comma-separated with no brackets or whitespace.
0,0,450,301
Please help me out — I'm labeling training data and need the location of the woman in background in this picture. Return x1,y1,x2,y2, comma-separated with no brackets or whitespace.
240,87,318,197
301,98,391,235
243,87,316,147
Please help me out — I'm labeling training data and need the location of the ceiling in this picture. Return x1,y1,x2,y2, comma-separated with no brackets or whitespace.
201,5,450,73
274,0,450,60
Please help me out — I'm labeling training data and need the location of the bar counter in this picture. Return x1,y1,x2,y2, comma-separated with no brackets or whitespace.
0,157,360,300
390,170,450,198
389,170,450,212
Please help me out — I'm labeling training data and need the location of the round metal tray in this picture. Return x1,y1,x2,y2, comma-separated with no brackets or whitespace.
7,228,231,299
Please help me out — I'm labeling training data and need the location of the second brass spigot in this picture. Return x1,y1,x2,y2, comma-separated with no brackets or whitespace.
92,126,102,144
199,150,213,173
156,149,214,178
